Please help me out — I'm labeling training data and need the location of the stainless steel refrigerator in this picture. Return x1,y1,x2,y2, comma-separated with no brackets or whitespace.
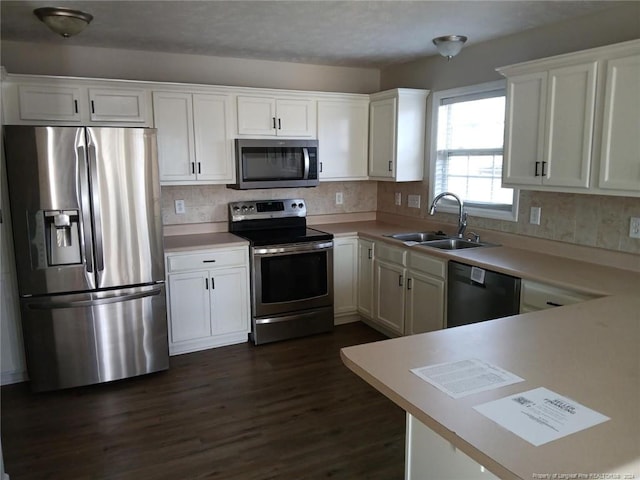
4,126,168,392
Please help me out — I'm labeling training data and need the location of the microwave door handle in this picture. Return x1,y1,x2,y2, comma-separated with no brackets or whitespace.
302,147,310,179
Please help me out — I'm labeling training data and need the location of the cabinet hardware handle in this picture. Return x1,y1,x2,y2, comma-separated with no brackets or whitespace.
541,161,547,177
546,301,563,307
205,278,209,290
368,248,372,260
398,275,403,287
211,277,215,289
74,100,79,114
319,162,323,173
191,162,195,174
407,278,412,290
534,161,540,177
202,259,216,263
91,100,95,114
388,161,393,172
272,117,276,129
198,162,201,174
278,118,282,130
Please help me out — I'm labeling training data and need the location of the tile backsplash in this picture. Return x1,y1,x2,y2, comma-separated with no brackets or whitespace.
161,181,378,225
377,182,640,254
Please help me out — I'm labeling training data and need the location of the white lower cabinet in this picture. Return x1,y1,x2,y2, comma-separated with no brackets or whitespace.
361,240,446,337
520,279,599,313
165,246,250,355
405,251,446,335
333,236,359,323
406,413,499,480
357,238,375,319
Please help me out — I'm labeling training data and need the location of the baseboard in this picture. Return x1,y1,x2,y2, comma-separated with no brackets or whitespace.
334,313,361,325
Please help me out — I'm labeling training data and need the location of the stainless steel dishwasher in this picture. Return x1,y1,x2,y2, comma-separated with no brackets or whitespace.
447,261,521,328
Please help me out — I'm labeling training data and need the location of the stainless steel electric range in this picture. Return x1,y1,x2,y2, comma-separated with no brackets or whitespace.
228,199,334,345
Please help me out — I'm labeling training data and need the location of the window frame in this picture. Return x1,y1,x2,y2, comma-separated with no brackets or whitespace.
428,80,519,222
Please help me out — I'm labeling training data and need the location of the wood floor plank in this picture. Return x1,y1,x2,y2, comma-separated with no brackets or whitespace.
1,322,405,479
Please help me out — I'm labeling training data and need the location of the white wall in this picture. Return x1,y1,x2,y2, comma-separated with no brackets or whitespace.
1,40,380,94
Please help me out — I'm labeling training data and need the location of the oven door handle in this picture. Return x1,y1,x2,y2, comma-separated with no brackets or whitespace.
302,147,310,180
253,241,333,256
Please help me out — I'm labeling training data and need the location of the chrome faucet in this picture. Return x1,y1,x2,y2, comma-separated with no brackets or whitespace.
428,192,467,238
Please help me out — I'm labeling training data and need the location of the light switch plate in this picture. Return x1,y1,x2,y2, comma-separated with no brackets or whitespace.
175,199,186,214
394,192,402,206
630,217,640,239
408,194,421,209
335,192,343,205
530,206,541,225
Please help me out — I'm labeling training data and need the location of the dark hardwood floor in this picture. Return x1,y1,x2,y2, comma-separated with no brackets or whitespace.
1,322,405,480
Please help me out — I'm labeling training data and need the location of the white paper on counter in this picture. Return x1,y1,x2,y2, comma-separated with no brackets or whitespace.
410,358,524,399
473,387,610,446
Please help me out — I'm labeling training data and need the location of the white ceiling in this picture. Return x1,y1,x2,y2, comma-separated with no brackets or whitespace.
0,1,629,68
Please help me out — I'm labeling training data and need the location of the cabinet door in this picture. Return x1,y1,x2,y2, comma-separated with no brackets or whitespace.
18,85,81,122
153,91,196,182
503,72,547,186
168,270,211,343
276,98,316,137
333,237,359,316
88,88,147,123
236,96,276,135
357,239,375,319
405,271,445,335
544,62,597,188
598,54,640,193
317,100,369,180
374,260,405,335
368,97,397,178
193,93,234,182
210,266,249,335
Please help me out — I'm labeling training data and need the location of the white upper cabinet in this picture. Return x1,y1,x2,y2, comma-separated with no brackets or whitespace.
317,97,369,181
236,95,316,137
368,88,429,182
499,39,640,197
153,90,234,185
4,78,152,126
597,53,640,193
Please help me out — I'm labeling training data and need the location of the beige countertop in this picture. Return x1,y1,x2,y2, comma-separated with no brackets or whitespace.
318,221,640,296
163,232,248,253
341,293,640,479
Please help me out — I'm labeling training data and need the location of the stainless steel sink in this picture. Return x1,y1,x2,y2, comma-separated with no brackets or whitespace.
420,238,489,250
386,231,447,242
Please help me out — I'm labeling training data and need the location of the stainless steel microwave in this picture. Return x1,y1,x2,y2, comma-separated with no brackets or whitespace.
228,139,319,189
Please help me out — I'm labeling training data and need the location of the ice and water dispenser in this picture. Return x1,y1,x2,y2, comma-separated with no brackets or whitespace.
43,210,82,266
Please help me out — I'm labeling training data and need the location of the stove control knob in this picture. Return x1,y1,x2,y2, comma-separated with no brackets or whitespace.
233,206,240,211
249,205,255,211
241,205,248,212
298,202,304,209
291,203,297,208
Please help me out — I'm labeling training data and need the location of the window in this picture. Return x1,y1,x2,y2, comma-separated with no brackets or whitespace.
429,80,518,221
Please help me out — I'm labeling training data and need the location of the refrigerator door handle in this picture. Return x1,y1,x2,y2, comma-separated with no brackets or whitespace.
76,132,95,281
25,286,163,310
86,130,105,278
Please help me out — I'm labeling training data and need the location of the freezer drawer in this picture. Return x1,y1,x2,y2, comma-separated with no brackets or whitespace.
20,284,168,392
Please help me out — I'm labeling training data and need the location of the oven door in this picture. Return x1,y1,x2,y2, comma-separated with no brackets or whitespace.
252,240,333,317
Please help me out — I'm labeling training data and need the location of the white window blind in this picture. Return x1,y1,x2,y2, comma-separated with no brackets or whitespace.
432,83,517,219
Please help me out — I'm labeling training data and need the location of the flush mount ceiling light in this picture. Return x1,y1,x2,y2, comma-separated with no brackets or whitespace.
33,7,93,38
432,35,468,61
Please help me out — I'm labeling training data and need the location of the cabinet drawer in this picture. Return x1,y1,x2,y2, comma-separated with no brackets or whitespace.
167,248,247,272
408,252,446,278
376,242,407,266
521,280,597,310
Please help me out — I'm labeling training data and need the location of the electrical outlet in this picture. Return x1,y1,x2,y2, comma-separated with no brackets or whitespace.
630,217,640,239
175,199,186,214
335,192,343,205
394,192,402,206
530,206,541,225
407,194,421,209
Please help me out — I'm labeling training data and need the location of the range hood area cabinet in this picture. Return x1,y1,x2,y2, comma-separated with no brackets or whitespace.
499,39,640,197
236,95,316,138
368,88,429,182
